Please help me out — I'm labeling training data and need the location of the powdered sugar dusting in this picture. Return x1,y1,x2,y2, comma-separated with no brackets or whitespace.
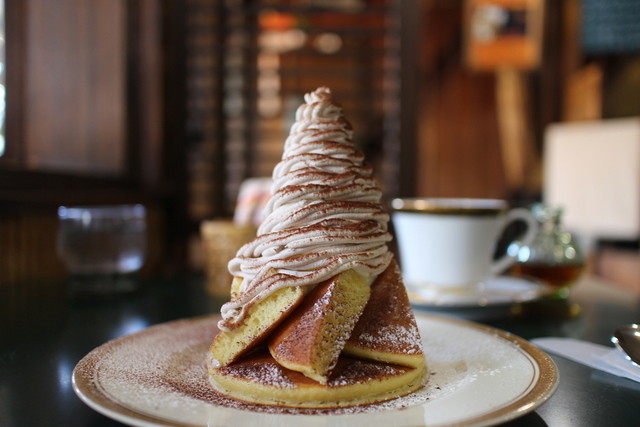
73,314,547,426
357,323,422,354
328,359,408,387
348,261,424,355
217,358,297,389
76,316,432,422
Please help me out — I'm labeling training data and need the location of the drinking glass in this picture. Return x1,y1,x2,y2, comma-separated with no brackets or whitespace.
57,204,147,297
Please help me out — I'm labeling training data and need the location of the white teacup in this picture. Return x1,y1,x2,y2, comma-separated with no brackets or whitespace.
391,198,538,293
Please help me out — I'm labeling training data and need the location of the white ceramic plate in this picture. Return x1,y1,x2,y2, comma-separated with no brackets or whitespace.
73,313,558,427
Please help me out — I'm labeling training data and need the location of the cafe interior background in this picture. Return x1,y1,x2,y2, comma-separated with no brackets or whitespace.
0,0,639,298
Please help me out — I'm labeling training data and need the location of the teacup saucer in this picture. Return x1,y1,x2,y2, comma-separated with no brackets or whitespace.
407,275,553,320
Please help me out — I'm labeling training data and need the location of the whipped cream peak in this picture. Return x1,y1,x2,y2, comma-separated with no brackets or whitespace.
219,87,392,331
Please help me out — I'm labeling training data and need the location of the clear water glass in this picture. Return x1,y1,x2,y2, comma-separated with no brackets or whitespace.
57,204,147,297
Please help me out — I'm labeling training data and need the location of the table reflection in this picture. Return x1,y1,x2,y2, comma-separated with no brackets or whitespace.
0,274,638,427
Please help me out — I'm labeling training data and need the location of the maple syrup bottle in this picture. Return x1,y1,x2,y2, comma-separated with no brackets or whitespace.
510,204,585,299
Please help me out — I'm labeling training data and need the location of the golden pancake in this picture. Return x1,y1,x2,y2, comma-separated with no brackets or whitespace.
208,349,426,408
268,269,370,383
344,260,425,368
208,280,305,367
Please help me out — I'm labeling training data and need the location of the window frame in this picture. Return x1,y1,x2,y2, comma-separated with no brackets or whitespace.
0,0,185,208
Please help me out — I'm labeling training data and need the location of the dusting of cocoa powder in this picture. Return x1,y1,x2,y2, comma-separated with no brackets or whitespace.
74,315,431,421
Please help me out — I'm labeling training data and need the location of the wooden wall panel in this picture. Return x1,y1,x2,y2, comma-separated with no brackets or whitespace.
24,0,126,176
416,2,507,200
418,66,506,198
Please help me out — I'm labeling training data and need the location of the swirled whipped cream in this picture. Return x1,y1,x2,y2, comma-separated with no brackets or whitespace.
218,87,392,331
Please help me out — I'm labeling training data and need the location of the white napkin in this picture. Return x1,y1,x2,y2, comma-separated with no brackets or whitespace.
594,346,640,382
532,337,640,383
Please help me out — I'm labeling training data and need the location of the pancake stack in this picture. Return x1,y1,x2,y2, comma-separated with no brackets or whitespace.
207,87,427,408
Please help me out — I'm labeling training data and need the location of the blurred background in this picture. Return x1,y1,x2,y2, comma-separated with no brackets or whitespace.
1,0,638,292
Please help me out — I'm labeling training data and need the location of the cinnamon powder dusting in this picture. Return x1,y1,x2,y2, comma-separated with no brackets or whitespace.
76,316,431,421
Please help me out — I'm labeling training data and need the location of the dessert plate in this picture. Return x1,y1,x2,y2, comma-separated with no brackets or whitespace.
408,275,552,320
73,313,558,427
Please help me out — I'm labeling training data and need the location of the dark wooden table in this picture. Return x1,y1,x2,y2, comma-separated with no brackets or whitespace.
1,274,639,426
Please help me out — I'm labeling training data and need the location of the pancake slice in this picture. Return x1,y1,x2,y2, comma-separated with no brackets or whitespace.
208,281,305,367
343,260,425,368
208,349,427,408
268,269,370,384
